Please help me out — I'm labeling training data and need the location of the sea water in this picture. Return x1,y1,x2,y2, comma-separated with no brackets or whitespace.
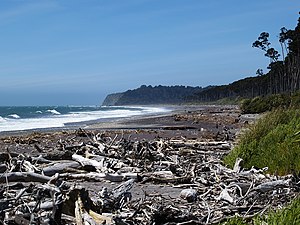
0,106,168,132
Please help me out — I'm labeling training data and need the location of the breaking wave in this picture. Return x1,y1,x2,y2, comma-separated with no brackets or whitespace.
7,114,21,119
0,106,169,132
46,109,61,115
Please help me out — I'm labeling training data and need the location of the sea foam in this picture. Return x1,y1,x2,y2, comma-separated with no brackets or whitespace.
7,114,21,119
46,109,61,115
0,106,169,132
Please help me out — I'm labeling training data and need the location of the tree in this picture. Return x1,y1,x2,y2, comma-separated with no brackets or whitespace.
252,15,300,94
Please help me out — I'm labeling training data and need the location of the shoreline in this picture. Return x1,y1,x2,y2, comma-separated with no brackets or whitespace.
0,104,250,153
0,105,174,137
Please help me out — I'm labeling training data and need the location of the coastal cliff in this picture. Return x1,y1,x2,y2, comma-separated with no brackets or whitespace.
102,93,124,106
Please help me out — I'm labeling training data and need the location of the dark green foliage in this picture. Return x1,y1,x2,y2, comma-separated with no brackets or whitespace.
221,197,300,225
186,75,270,103
240,91,300,113
220,216,248,225
224,108,300,175
102,85,204,106
259,197,300,225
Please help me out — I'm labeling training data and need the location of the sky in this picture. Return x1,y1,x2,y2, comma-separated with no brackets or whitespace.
0,0,299,106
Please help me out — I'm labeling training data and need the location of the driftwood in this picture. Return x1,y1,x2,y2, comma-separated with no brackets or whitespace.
0,128,299,225
59,172,138,182
0,172,51,183
72,154,115,173
42,160,81,176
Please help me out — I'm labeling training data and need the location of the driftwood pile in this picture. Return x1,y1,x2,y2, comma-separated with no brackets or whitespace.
0,128,299,224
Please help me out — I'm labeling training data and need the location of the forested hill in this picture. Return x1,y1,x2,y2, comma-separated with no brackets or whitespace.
102,85,206,106
186,75,269,102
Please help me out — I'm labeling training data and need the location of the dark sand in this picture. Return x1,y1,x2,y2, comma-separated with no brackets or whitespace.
0,105,256,201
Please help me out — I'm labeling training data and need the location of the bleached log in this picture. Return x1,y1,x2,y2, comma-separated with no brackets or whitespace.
253,179,291,192
28,201,53,210
72,154,112,173
59,172,138,182
42,161,81,176
89,210,112,224
149,170,174,179
217,188,234,204
75,194,84,225
74,191,111,225
233,158,243,173
0,172,51,183
31,155,52,164
22,160,39,173
87,153,126,170
170,140,229,147
112,179,135,199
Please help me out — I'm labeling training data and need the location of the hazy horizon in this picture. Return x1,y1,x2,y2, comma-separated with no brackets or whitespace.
1,0,299,106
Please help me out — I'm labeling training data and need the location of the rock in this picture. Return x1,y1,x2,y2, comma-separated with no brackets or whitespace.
179,188,197,202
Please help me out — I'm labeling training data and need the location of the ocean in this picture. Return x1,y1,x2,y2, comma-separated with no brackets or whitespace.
0,106,168,132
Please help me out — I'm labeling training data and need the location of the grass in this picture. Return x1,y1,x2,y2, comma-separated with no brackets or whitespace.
221,197,300,225
222,107,300,223
224,108,300,175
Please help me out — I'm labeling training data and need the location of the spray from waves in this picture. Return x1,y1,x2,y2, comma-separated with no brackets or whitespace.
0,106,170,132
46,109,61,115
7,114,21,119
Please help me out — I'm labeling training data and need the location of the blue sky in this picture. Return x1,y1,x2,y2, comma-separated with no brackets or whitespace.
0,0,299,106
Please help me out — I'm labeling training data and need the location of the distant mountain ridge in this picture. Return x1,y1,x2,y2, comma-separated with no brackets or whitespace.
102,85,206,106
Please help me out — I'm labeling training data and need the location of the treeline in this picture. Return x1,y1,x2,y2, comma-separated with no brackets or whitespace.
102,85,207,106
188,14,300,103
186,75,269,102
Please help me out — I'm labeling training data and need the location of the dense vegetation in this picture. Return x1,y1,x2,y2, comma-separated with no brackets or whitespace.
224,108,300,175
240,91,300,113
102,85,206,106
186,75,269,102
221,197,300,225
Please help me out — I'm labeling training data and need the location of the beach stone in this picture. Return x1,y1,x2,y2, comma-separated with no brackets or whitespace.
179,188,197,202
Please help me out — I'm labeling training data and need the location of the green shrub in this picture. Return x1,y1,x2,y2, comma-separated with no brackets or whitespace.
221,216,248,225
224,108,300,175
221,197,300,225
258,197,300,225
240,92,300,114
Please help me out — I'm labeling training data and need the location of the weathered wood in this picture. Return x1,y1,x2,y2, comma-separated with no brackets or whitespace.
72,154,112,173
59,172,138,182
42,161,81,176
233,157,243,173
112,179,135,199
0,172,51,183
0,124,299,224
217,188,234,204
253,179,291,192
0,164,7,173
